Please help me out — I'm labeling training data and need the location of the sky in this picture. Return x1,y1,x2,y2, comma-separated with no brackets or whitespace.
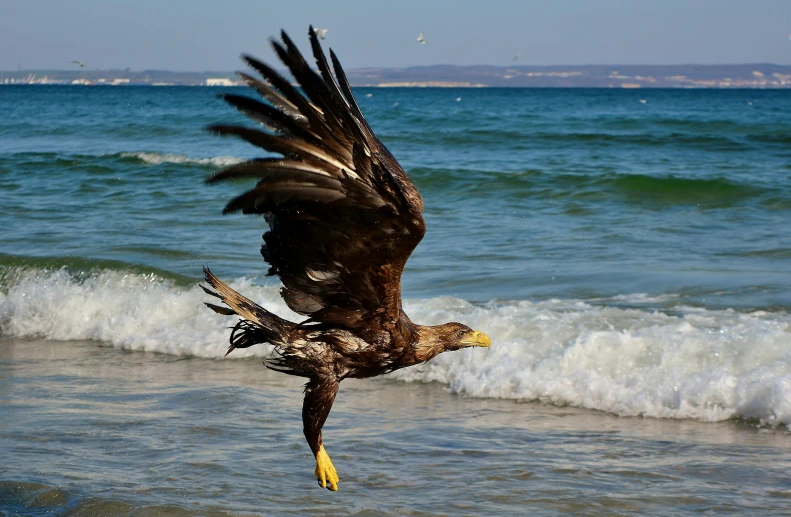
2,0,790,71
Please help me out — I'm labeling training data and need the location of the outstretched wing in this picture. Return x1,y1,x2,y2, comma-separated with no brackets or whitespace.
207,27,425,332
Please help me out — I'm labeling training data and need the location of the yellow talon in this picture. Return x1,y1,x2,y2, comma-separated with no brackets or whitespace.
314,445,339,491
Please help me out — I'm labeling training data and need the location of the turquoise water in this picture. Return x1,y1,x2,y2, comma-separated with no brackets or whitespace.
1,85,791,515
2,86,790,307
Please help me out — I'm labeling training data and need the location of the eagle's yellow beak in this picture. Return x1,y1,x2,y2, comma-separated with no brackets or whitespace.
461,330,491,349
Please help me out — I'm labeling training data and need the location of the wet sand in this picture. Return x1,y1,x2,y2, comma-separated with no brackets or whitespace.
2,338,791,516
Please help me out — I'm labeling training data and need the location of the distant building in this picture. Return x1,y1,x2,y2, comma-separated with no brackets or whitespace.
205,78,238,86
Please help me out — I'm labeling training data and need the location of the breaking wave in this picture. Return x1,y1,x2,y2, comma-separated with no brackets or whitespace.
1,267,789,428
119,151,244,167
0,151,246,169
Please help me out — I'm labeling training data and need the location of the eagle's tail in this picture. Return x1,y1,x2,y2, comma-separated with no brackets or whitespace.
202,266,292,356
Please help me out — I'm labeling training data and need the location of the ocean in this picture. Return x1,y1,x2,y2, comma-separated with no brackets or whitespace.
1,85,790,515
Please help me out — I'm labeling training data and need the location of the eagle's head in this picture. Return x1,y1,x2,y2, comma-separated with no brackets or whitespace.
414,322,491,362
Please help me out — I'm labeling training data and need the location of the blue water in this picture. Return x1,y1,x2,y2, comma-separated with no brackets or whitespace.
2,85,791,515
1,86,789,308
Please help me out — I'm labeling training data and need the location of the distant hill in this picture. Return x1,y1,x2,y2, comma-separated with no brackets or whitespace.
344,64,791,88
3,64,790,88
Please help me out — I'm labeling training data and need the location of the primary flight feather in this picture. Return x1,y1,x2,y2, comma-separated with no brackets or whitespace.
203,26,491,491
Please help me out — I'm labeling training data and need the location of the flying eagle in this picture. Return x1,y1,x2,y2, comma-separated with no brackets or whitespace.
202,26,491,491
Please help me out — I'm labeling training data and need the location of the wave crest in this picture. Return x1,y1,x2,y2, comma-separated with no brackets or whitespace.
397,298,791,427
119,151,244,167
2,268,790,427
0,268,284,358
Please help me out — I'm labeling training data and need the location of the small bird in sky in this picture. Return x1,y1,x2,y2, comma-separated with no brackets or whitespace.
313,27,328,39
417,32,426,44
70,60,86,68
513,54,521,61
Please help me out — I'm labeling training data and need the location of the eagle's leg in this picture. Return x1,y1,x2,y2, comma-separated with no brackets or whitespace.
303,376,340,491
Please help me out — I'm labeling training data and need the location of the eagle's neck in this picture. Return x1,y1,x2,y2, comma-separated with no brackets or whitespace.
390,313,441,364
408,322,450,364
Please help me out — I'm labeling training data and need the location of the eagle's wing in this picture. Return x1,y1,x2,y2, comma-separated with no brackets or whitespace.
207,27,425,332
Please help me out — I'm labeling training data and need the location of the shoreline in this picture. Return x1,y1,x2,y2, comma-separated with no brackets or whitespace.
2,337,790,515
3,62,791,88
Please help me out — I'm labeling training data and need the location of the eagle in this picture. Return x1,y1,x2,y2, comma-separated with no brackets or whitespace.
201,26,491,492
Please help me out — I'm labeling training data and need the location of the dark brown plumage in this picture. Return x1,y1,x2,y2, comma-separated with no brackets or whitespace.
202,27,491,491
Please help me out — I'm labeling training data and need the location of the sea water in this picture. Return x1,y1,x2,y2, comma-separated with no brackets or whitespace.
1,85,790,515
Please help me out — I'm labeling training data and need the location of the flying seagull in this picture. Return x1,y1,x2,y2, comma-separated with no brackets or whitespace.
70,60,86,68
417,31,426,44
313,27,328,39
202,26,491,491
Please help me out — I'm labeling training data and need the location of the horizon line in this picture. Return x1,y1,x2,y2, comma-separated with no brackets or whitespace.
3,62,791,73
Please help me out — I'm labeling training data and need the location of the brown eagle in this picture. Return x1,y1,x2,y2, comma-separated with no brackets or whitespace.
202,27,491,491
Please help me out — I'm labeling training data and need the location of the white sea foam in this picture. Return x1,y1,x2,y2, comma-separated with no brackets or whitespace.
0,269,283,358
2,269,790,428
397,297,791,428
120,152,244,167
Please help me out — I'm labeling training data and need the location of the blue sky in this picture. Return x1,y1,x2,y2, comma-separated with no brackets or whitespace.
2,0,789,70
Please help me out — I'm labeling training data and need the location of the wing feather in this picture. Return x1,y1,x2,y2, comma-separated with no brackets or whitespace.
206,159,334,183
308,25,350,113
236,71,307,124
242,55,329,135
207,28,426,334
219,94,314,137
329,49,375,143
207,125,349,172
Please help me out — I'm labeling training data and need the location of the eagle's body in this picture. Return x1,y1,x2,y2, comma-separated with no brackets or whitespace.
202,27,490,491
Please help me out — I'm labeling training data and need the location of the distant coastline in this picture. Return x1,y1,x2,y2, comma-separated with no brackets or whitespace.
2,63,790,88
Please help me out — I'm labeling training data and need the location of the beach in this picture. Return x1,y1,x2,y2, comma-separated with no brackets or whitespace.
3,338,791,516
1,85,791,515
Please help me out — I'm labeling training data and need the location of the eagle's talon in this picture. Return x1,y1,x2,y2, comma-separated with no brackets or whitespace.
315,445,339,491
